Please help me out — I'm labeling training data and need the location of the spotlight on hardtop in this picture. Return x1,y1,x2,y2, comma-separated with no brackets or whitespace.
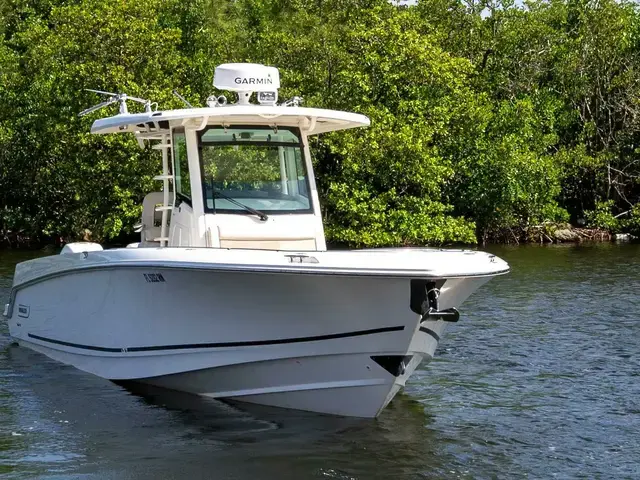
213,63,280,106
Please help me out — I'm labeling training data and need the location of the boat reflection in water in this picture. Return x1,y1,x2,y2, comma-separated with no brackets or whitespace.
3,340,464,479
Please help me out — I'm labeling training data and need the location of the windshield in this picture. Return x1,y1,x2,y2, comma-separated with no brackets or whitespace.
199,126,312,215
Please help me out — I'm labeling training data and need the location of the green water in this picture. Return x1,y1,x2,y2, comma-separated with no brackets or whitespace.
1,244,639,479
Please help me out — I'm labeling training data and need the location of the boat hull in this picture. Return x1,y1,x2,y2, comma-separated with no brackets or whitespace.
7,257,492,417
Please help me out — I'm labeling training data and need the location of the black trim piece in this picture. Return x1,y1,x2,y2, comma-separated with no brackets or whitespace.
371,355,414,377
419,326,440,342
201,141,301,147
27,325,405,354
128,326,405,352
197,125,304,146
207,206,313,216
176,194,192,207
28,333,122,352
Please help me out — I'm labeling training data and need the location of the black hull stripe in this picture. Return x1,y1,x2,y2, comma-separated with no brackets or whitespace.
27,325,405,353
419,326,440,342
28,333,121,352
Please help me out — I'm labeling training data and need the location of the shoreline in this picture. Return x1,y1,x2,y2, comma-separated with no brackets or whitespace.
1,225,637,251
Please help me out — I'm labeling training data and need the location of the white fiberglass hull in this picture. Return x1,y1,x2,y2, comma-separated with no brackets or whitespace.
6,247,507,417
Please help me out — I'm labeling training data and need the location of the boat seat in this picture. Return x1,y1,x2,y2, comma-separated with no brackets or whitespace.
140,192,168,247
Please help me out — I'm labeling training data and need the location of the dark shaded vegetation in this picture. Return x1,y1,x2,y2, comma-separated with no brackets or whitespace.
1,0,639,247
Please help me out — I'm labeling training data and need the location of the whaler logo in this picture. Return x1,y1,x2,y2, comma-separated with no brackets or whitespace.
234,76,273,85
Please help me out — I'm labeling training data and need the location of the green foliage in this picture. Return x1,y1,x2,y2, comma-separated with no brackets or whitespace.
445,94,568,240
626,204,640,236
0,0,186,243
203,146,283,186
2,0,640,247
585,200,621,232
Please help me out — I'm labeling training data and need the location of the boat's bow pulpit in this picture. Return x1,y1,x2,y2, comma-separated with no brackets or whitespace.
88,63,370,251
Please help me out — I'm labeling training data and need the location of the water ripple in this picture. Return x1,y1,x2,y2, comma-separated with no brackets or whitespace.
1,244,639,479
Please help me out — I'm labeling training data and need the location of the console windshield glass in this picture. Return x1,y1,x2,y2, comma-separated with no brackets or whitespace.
199,126,312,214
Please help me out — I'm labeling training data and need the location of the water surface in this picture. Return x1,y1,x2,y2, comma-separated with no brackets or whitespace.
1,244,639,479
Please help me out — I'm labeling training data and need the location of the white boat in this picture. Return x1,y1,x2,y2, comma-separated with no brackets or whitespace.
3,64,509,417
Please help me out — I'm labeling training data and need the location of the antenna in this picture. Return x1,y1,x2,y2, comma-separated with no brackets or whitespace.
282,96,303,107
79,89,153,117
172,90,193,108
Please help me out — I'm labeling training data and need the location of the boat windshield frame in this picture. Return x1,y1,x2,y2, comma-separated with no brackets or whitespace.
197,125,314,216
